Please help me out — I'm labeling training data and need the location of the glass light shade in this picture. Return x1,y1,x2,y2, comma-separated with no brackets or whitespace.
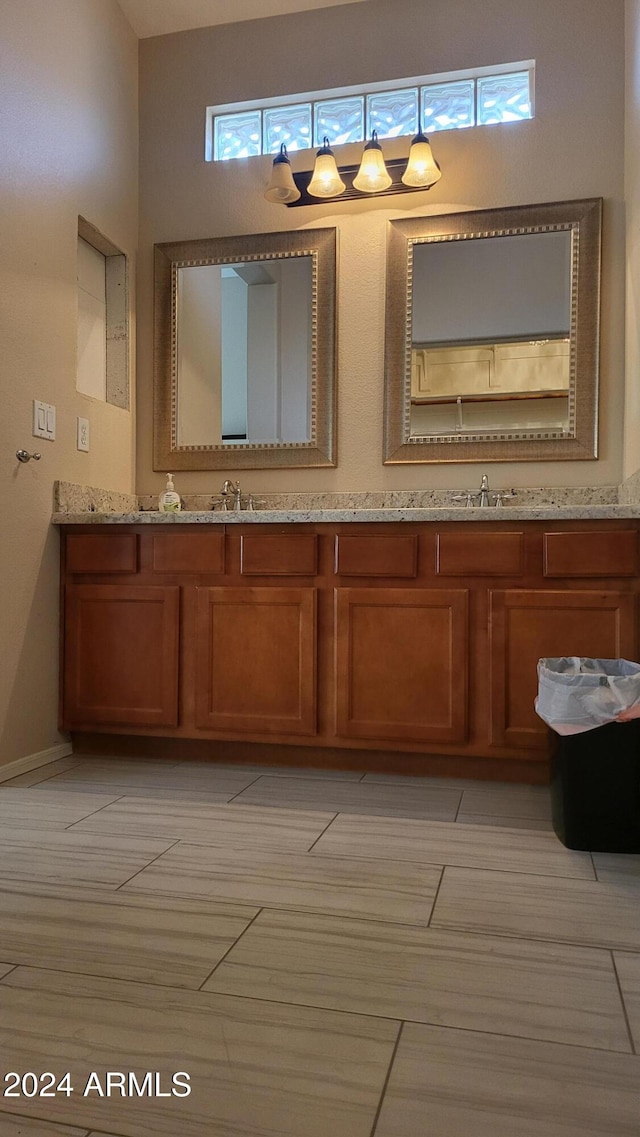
264,145,301,204
401,131,442,188
353,133,392,193
307,139,346,198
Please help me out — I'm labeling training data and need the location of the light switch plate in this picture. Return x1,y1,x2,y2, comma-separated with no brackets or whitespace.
77,417,90,452
33,400,56,440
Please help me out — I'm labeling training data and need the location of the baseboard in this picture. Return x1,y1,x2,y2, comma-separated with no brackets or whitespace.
0,742,74,783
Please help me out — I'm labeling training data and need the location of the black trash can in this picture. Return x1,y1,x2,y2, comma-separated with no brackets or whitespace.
549,720,640,852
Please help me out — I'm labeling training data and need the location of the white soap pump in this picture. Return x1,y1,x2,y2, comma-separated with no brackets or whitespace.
159,473,181,512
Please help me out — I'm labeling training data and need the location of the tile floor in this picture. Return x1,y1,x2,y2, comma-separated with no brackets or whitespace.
0,753,638,1136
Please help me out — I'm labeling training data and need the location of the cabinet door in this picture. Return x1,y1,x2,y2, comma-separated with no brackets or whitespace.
490,589,637,749
335,588,469,743
64,585,180,727
195,587,316,736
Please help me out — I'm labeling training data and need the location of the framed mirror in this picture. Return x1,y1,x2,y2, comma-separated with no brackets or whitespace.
154,227,337,470
384,199,601,463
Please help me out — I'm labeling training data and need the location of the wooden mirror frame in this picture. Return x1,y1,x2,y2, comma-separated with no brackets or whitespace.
383,199,602,464
154,227,337,470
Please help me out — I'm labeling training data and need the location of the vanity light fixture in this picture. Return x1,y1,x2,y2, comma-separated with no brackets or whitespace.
307,137,346,199
353,131,392,193
264,144,301,203
265,130,442,207
401,126,442,188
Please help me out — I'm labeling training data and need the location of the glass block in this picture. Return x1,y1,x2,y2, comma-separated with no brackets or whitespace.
477,71,532,125
214,110,262,160
421,80,475,133
367,88,418,140
264,103,312,153
314,96,364,146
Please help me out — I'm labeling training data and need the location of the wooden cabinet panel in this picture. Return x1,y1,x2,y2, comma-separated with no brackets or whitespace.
335,588,468,743
490,589,637,749
195,587,316,735
437,531,523,576
66,533,137,574
544,531,638,577
64,585,179,727
334,534,418,577
240,534,317,576
152,532,224,574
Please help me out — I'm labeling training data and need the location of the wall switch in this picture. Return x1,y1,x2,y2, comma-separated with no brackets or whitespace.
33,400,56,440
77,417,90,452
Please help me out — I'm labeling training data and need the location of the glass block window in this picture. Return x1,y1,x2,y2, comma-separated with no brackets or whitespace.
314,95,364,146
209,65,533,160
214,110,262,161
263,103,312,153
477,71,532,125
421,79,475,132
367,88,418,140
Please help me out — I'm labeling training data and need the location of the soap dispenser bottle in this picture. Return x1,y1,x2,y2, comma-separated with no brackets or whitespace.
159,473,181,512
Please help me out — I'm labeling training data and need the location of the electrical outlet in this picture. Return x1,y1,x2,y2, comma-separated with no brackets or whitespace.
33,400,56,440
77,417,90,452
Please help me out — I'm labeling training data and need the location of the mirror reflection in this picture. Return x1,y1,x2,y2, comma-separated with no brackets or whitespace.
154,227,336,471
176,256,312,447
410,231,572,437
383,200,601,464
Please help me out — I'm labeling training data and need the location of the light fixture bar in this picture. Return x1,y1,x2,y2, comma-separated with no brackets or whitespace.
285,157,437,207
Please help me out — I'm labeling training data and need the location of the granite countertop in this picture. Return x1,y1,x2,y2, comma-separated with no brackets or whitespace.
52,504,640,524
51,480,640,524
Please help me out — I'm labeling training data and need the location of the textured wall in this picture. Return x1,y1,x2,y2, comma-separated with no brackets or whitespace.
0,0,138,767
625,0,640,480
138,0,625,496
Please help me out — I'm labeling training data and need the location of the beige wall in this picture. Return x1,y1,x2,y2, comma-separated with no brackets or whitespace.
625,0,640,479
0,0,138,768
138,0,625,496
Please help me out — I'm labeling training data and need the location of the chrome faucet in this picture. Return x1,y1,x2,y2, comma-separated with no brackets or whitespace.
478,473,491,508
221,479,242,510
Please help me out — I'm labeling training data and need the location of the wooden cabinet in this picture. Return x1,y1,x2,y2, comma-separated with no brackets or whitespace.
59,520,640,782
335,587,468,743
64,584,180,727
194,586,316,736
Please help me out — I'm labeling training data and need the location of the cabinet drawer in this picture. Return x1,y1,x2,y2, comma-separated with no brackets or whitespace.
437,532,524,576
240,534,317,576
334,535,418,577
66,533,137,574
152,533,224,573
544,531,637,577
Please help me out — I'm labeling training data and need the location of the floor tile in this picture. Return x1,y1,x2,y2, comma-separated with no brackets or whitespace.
456,811,554,832
230,776,461,820
0,1118,89,1136
166,761,366,781
432,866,640,951
32,781,236,804
122,842,441,924
204,908,630,1052
48,761,259,796
593,852,640,883
0,829,175,889
374,1022,640,1137
0,755,83,787
613,952,640,1049
360,773,485,789
70,799,336,851
0,967,398,1137
459,783,552,822
312,814,594,879
0,790,121,833
0,880,257,988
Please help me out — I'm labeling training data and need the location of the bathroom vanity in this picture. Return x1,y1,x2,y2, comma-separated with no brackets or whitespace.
55,507,640,782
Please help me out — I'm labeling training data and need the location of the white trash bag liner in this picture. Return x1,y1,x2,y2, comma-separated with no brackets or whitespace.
535,657,640,736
